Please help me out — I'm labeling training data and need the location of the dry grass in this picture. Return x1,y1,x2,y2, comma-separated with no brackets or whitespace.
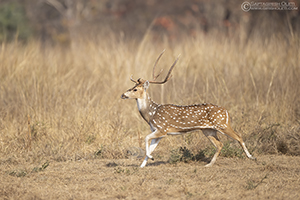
1,34,300,161
1,32,300,199
0,32,300,167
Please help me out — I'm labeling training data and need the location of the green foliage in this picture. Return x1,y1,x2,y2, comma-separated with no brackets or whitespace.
0,2,31,42
30,121,47,141
32,161,50,173
169,147,206,164
94,145,104,158
86,135,96,145
7,169,27,177
221,142,244,158
114,166,139,175
245,174,268,190
6,161,49,177
169,147,190,164
169,143,245,164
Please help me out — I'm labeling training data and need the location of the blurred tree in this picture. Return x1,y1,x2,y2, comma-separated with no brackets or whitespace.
41,0,95,47
0,2,31,42
2,0,299,44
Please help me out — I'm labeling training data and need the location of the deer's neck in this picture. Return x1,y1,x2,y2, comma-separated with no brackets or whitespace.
136,92,159,124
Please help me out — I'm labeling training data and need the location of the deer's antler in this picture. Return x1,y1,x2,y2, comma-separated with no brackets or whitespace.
152,49,165,81
130,74,139,84
149,52,180,84
128,51,180,85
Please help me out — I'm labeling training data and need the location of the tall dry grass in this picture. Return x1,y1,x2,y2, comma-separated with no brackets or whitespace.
0,33,299,165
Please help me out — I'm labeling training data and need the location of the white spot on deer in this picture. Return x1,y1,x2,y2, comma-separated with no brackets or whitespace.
225,110,229,124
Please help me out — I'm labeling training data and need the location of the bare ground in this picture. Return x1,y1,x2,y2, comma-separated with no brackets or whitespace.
1,155,300,200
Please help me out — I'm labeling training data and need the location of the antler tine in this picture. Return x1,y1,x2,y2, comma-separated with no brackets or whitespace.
152,49,166,81
149,54,180,84
130,74,139,84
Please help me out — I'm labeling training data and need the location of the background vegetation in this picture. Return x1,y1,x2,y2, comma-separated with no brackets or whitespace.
0,0,299,165
1,33,299,165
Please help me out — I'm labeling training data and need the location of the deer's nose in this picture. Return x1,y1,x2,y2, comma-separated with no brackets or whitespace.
121,94,128,99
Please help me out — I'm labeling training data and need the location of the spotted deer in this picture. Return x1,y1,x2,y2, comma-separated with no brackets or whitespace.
121,51,256,168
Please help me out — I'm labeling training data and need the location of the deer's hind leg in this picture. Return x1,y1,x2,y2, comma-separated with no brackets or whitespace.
202,129,223,167
218,126,256,160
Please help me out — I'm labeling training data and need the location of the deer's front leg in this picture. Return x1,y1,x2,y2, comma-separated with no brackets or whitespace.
145,131,159,159
140,131,162,168
149,138,162,154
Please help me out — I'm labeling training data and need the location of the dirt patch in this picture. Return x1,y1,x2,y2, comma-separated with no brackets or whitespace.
1,155,300,199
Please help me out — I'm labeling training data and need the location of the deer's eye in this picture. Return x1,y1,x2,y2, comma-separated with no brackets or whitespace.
133,89,137,92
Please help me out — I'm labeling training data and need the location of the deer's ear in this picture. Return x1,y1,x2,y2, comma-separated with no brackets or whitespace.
143,81,149,90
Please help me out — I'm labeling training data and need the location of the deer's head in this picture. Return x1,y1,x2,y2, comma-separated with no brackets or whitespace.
121,78,149,99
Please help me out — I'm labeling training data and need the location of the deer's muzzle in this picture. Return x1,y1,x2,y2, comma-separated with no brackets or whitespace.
121,94,128,99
